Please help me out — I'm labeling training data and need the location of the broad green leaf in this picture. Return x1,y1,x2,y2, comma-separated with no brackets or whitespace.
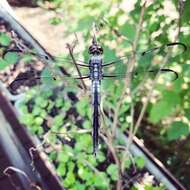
57,163,66,176
120,22,136,40
149,22,160,33
185,109,190,120
149,91,180,123
145,185,165,190
135,156,145,169
35,96,48,108
167,121,190,141
96,152,106,162
76,97,89,117
74,182,85,190
53,115,64,127
4,52,18,65
0,58,8,70
78,167,92,181
34,117,44,125
64,172,76,187
149,101,171,123
49,17,62,25
0,33,11,46
124,159,132,169
32,107,42,116
58,151,69,163
83,120,91,129
106,164,118,181
94,172,109,188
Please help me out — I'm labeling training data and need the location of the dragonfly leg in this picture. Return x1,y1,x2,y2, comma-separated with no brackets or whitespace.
74,76,90,80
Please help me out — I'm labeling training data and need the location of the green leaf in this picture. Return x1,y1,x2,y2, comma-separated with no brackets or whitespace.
20,114,34,125
0,33,11,46
149,101,171,123
57,163,66,176
76,97,89,117
34,117,44,125
75,134,92,152
49,17,62,25
149,22,160,33
83,120,91,129
96,152,106,163
106,164,118,181
64,172,76,187
149,91,180,123
185,109,190,120
4,52,18,65
74,16,94,32
0,58,8,70
135,156,145,169
58,151,69,163
124,159,132,169
55,98,64,108
167,121,190,141
103,46,117,63
74,182,85,190
53,115,63,127
94,172,109,188
78,166,92,181
120,23,136,40
32,107,42,116
35,96,48,108
41,67,56,84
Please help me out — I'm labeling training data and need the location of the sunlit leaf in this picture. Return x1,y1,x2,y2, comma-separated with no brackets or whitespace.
0,32,11,46
167,122,190,141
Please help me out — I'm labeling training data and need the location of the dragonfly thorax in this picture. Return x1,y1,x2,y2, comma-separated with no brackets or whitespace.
89,55,103,80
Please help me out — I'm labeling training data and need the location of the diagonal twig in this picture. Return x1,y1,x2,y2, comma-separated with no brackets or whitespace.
128,1,183,145
66,34,87,92
4,166,42,190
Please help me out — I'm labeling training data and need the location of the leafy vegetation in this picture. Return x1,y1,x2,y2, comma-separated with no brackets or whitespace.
1,0,190,189
0,33,18,69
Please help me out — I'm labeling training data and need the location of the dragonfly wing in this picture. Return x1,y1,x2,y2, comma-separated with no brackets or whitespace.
0,45,89,67
102,42,186,82
8,66,90,94
1,44,90,93
103,68,179,81
102,42,187,67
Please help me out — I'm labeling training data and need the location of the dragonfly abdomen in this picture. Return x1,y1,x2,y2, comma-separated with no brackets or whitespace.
92,80,100,155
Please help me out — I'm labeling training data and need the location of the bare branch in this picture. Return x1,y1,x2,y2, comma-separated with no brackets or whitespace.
4,166,42,190
66,35,87,92
128,2,183,145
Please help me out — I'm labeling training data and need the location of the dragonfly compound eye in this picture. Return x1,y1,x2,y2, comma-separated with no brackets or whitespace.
89,45,103,55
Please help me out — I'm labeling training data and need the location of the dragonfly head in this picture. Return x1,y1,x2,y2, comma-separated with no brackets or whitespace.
88,35,103,55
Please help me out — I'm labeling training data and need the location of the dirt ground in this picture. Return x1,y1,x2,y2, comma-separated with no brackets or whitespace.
13,6,71,56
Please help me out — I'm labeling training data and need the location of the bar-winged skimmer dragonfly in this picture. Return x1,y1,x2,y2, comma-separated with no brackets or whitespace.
0,35,187,155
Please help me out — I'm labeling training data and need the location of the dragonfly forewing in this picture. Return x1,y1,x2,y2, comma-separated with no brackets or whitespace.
103,42,187,67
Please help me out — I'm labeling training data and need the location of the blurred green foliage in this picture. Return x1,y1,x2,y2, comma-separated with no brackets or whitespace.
0,33,18,69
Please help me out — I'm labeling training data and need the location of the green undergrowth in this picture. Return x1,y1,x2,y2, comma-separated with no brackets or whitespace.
18,85,165,190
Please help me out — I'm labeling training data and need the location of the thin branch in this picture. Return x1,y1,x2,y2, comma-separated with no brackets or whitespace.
29,132,50,171
4,166,41,190
66,35,87,92
111,1,147,139
128,2,183,145
100,133,122,190
115,145,137,174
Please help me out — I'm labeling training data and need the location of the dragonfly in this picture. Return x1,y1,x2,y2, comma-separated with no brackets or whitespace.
0,34,187,155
